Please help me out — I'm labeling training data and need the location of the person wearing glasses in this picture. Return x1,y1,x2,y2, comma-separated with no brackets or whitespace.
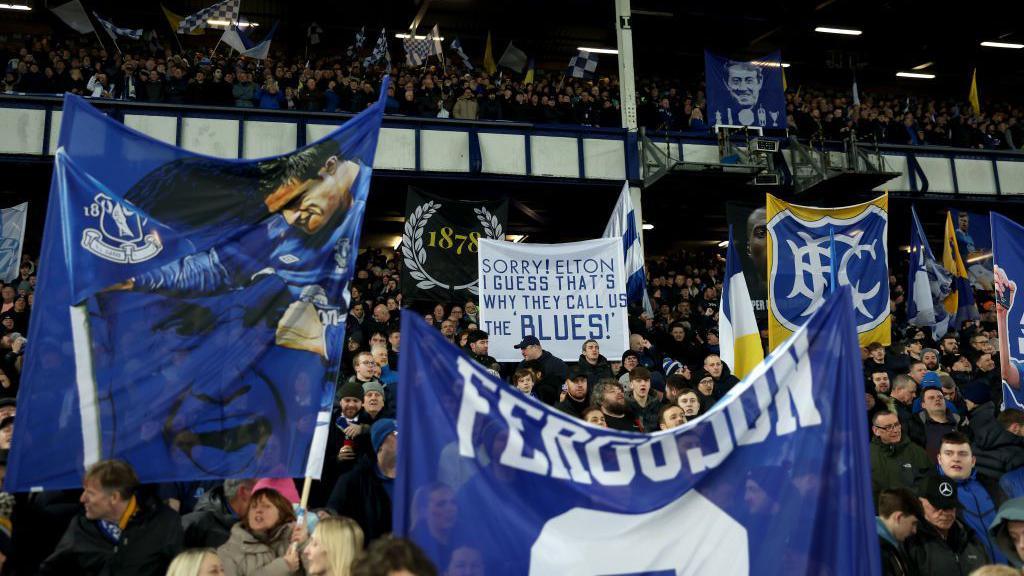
870,410,930,506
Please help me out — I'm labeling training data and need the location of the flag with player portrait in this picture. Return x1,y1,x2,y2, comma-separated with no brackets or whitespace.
705,50,787,129
6,81,389,491
991,213,1024,410
766,194,890,349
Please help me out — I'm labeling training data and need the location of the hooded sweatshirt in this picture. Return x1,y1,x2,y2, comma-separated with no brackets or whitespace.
989,496,1024,568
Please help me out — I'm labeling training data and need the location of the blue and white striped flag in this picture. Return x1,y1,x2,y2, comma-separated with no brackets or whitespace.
175,0,239,34
907,206,953,338
347,26,365,59
0,203,26,283
450,37,473,70
93,12,142,40
719,225,764,379
363,27,390,69
603,181,653,316
568,49,599,79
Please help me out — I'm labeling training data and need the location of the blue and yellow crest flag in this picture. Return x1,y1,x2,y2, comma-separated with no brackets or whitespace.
7,82,388,491
766,194,890,350
396,287,880,575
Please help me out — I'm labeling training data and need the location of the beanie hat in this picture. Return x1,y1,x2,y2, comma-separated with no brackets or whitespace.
371,418,397,454
960,379,992,405
919,371,942,391
662,357,682,376
252,477,300,505
362,381,386,398
337,380,364,401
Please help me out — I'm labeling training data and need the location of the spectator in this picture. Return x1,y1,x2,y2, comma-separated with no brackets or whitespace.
575,339,615,388
968,391,1024,481
181,478,256,549
512,368,538,399
328,418,397,543
166,548,224,576
876,488,921,576
256,79,284,109
513,335,568,406
351,537,437,576
555,367,590,418
452,87,478,120
703,354,740,395
592,378,641,432
891,374,918,427
870,410,930,505
906,474,990,575
39,459,182,576
625,367,660,432
466,330,497,371
936,431,1007,564
217,482,303,576
303,516,364,576
582,406,607,427
232,71,257,108
676,388,702,418
658,404,686,431
908,374,967,460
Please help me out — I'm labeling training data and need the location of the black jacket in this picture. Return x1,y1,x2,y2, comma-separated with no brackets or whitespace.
970,402,1024,479
327,458,392,543
906,518,989,576
556,395,589,419
517,350,568,406
39,490,183,576
181,485,237,549
575,354,614,388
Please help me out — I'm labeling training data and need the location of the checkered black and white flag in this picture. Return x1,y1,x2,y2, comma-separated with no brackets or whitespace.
347,26,366,59
363,27,390,68
93,12,142,40
176,0,240,34
307,22,323,45
567,49,599,79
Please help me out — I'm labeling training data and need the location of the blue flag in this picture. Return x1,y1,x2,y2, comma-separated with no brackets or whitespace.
705,50,787,129
603,181,653,316
395,286,879,575
907,206,953,338
992,213,1024,411
0,203,26,283
7,83,388,491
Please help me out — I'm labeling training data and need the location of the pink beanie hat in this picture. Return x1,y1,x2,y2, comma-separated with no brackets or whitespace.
252,477,300,505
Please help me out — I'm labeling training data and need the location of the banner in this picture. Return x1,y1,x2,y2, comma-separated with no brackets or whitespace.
992,213,1024,410
907,206,952,338
705,50,786,129
400,188,507,303
0,203,27,283
478,238,628,362
726,202,768,323
951,209,994,290
395,286,879,575
7,85,387,491
766,194,890,349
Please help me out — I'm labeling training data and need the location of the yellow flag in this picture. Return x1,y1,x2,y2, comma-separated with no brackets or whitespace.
483,31,497,75
524,58,534,84
782,68,788,92
161,4,204,36
968,68,980,116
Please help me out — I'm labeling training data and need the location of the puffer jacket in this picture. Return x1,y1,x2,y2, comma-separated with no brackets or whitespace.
989,496,1024,568
217,522,299,576
906,518,989,576
970,402,1024,478
576,354,615,388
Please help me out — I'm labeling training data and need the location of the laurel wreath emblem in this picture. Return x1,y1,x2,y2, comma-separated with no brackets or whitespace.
402,201,504,295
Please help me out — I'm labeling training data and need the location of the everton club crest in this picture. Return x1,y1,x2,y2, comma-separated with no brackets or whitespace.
81,193,163,264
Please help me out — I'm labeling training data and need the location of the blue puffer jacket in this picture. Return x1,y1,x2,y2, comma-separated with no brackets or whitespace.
940,465,1007,564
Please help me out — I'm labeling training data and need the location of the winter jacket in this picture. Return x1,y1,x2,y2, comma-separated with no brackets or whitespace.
626,393,662,434
517,350,568,406
990,496,1024,568
452,95,478,119
576,354,615,388
906,518,989,576
1000,467,1024,500
181,485,239,548
907,409,966,460
217,522,296,576
877,517,917,576
870,436,931,505
556,395,589,419
232,82,257,107
970,402,1024,478
39,491,183,576
942,467,1007,565
327,458,392,542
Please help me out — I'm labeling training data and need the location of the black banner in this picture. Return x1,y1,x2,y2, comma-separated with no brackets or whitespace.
726,201,768,324
401,188,509,303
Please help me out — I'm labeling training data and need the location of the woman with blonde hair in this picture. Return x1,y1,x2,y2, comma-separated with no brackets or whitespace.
303,517,364,576
166,548,224,576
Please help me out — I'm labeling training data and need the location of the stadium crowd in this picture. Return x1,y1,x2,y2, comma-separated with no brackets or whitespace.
4,31,1024,150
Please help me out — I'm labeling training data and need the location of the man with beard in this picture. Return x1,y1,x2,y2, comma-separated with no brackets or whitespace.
575,339,614,388
556,367,590,418
921,348,940,371
466,330,497,371
939,335,960,369
315,380,374,509
592,379,642,432
328,419,397,542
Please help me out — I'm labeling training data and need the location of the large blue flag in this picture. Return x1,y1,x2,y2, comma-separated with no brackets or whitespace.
907,206,953,338
395,286,879,575
992,213,1024,411
705,50,787,129
7,84,387,491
